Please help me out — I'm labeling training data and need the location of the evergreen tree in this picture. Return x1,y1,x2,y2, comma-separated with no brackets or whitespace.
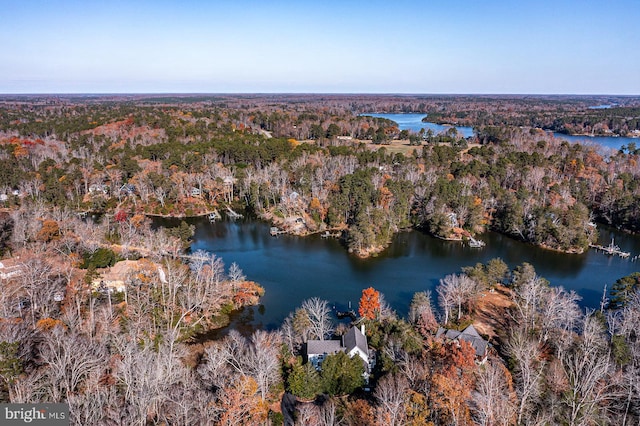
320,352,364,396
609,272,640,310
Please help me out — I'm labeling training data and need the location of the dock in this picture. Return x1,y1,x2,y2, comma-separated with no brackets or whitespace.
208,210,222,222
270,227,286,236
468,236,485,248
321,230,341,238
590,238,631,258
226,206,243,219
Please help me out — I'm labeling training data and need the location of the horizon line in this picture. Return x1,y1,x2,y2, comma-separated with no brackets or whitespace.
1,92,639,97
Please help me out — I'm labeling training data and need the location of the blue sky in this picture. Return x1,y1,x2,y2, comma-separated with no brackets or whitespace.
1,0,638,94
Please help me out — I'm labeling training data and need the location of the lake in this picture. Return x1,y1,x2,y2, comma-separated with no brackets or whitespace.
182,216,640,332
365,112,637,151
363,113,475,138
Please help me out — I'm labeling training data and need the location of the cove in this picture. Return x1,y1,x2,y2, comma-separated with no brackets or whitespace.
366,112,637,151
173,216,640,332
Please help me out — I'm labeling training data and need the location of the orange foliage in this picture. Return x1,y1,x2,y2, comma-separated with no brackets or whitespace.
359,287,380,320
379,186,393,210
218,377,268,426
429,340,476,425
36,220,60,242
36,318,65,331
130,214,146,229
13,145,29,157
343,399,376,426
309,197,322,211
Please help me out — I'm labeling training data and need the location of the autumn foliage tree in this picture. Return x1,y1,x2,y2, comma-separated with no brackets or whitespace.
359,287,380,320
430,339,477,426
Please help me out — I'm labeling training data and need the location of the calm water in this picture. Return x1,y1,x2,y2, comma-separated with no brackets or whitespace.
183,217,640,332
366,112,637,151
363,113,475,138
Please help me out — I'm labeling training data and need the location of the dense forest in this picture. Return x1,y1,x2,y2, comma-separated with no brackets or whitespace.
1,94,640,424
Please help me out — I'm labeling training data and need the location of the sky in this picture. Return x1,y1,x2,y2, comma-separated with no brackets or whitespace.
1,0,638,94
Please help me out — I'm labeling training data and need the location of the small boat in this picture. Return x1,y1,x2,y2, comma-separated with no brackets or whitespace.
468,237,485,248
208,210,222,222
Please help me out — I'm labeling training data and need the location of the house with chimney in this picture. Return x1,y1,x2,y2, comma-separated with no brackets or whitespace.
306,325,373,377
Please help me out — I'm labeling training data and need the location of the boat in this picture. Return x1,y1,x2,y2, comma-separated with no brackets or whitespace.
208,209,222,222
468,237,485,248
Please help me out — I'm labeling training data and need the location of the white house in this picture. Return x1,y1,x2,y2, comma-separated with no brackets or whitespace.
306,325,371,373
0,259,24,280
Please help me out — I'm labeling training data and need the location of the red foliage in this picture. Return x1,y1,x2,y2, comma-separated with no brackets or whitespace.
359,287,380,320
114,210,128,223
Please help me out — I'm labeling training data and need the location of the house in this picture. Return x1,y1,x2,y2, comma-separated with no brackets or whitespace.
119,184,136,196
436,324,489,363
190,187,202,197
0,258,24,280
306,325,371,373
89,184,109,195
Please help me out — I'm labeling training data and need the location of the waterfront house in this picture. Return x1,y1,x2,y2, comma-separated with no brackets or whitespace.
306,325,372,374
436,324,489,363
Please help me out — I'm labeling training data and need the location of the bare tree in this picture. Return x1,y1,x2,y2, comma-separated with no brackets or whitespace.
39,326,108,401
375,373,409,426
558,314,618,426
301,297,333,340
228,262,246,284
506,326,546,425
437,273,476,323
247,330,282,401
471,361,517,426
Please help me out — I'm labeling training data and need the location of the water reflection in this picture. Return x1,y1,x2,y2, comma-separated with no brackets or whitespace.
160,216,640,332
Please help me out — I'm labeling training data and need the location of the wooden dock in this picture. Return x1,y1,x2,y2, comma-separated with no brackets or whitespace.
270,227,286,236
321,230,341,238
226,206,243,219
468,236,485,248
590,238,631,258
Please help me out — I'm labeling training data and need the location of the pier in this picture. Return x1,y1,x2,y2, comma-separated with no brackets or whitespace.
270,227,286,236
226,206,243,219
590,238,631,258
468,236,485,248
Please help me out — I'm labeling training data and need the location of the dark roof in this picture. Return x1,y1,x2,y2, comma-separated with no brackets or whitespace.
436,325,488,358
307,340,343,356
343,326,368,357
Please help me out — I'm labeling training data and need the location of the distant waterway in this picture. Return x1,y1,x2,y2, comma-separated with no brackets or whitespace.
365,112,636,151
362,113,475,138
156,216,640,333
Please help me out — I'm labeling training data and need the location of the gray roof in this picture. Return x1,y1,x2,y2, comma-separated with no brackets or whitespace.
343,326,368,357
307,339,343,356
461,324,481,338
436,325,488,358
